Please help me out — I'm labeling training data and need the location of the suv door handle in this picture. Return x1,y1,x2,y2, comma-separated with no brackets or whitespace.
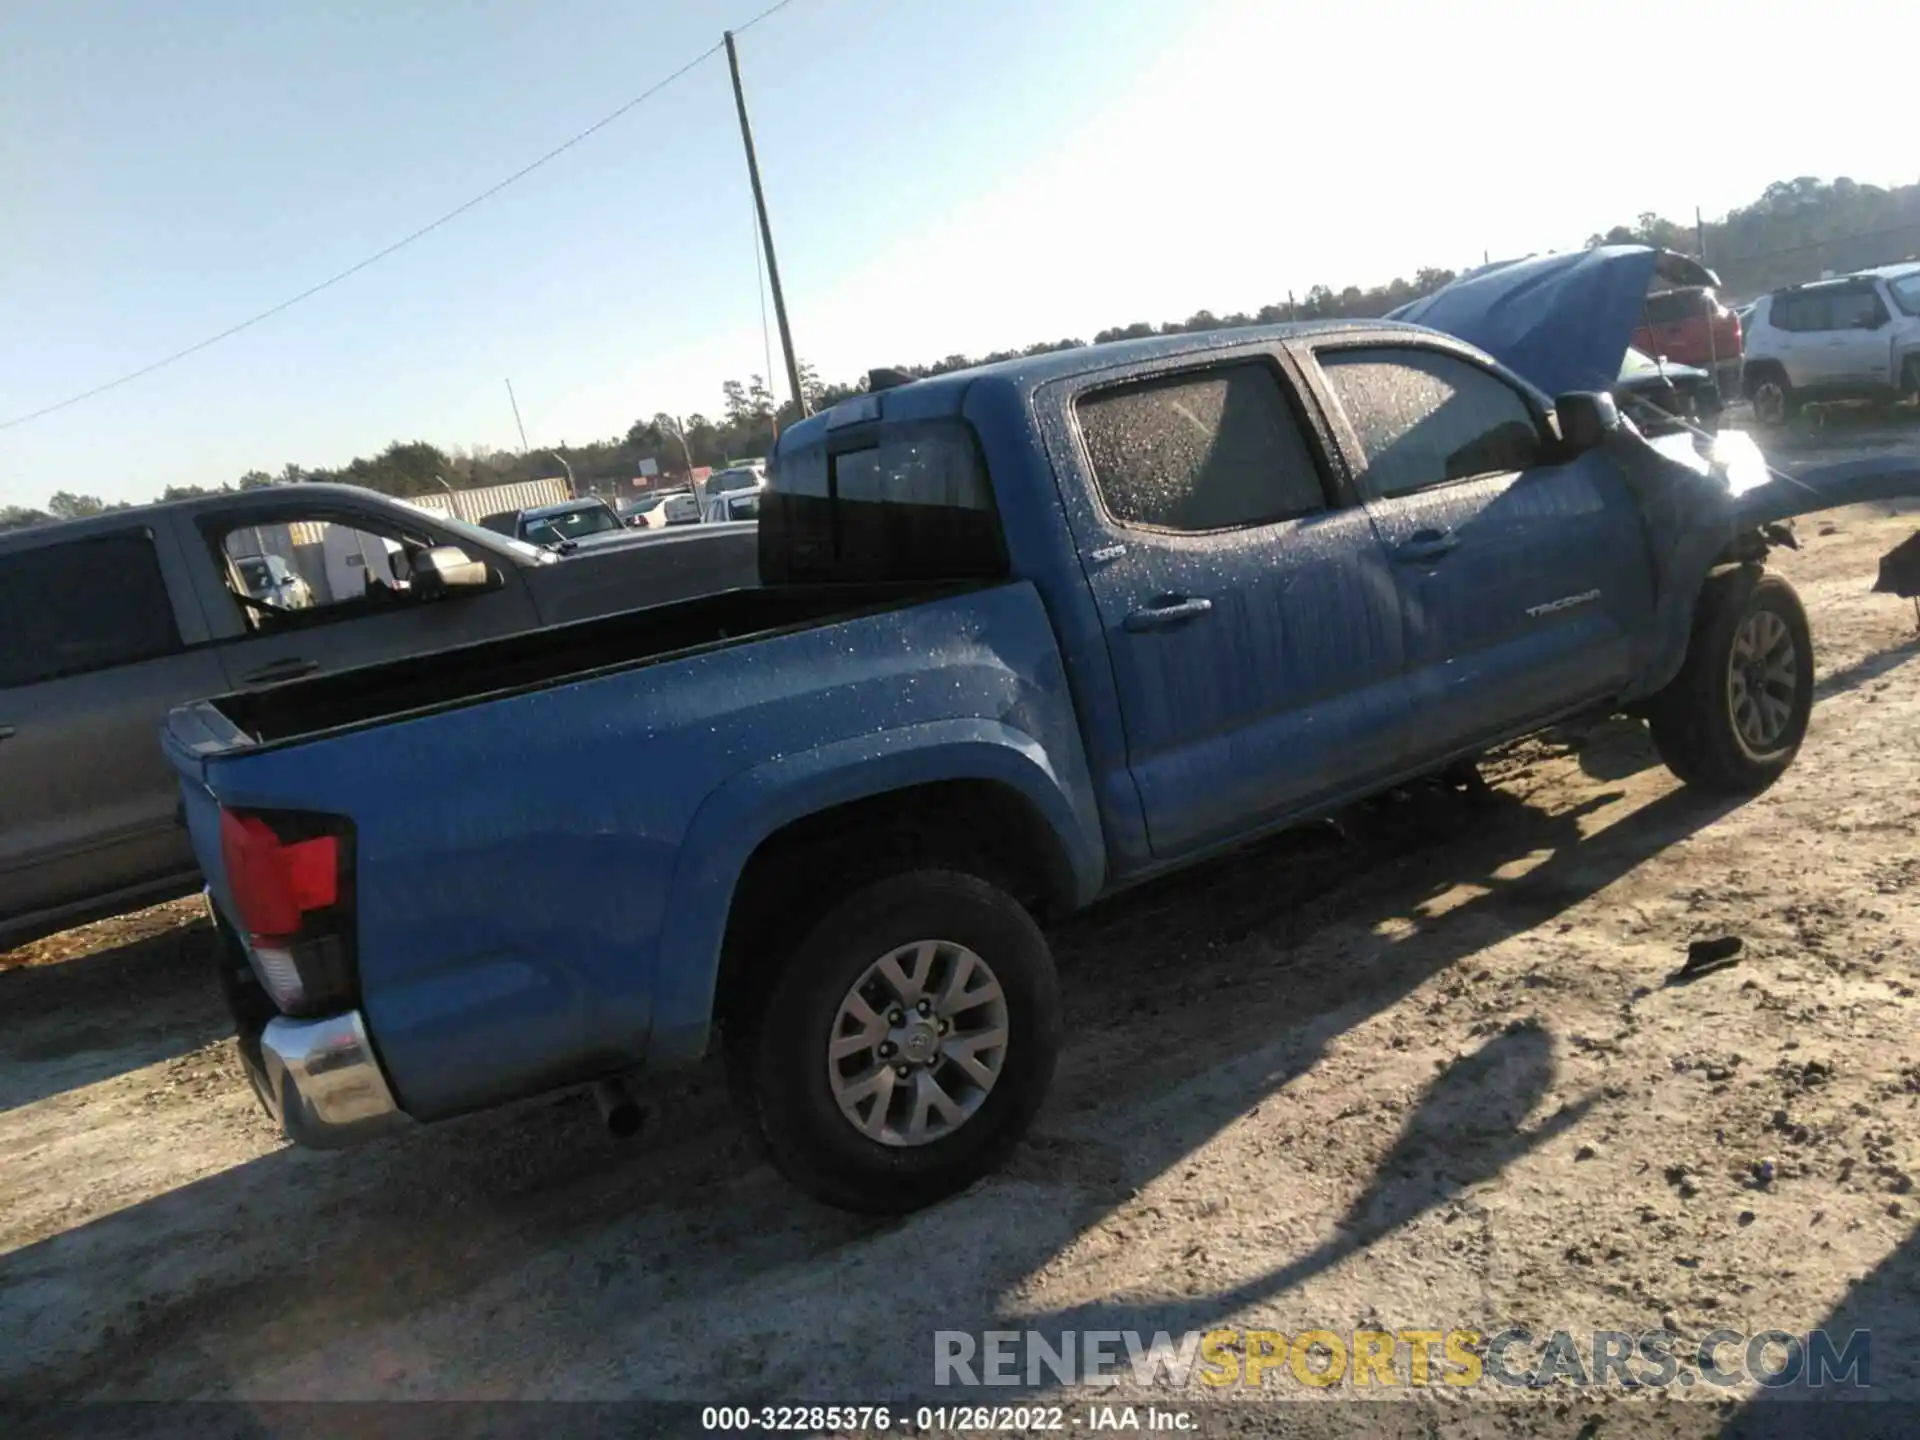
1124,596,1213,631
0,726,15,742
1395,529,1460,563
241,658,321,685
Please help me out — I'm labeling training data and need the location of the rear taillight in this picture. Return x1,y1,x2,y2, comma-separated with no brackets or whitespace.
219,807,356,1017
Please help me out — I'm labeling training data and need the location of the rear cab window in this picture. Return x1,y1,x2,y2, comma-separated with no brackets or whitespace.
1074,362,1329,532
0,532,182,687
761,418,1006,585
1641,290,1705,327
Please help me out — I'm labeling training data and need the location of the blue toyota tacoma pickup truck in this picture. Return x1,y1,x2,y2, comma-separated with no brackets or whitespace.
164,247,1920,1213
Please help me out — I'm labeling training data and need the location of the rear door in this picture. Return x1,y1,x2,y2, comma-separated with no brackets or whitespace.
1824,283,1895,388
1771,289,1847,389
1049,349,1409,859
1304,339,1656,767
0,524,228,927
187,501,541,690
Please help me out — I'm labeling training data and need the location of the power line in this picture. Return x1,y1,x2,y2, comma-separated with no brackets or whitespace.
0,0,803,433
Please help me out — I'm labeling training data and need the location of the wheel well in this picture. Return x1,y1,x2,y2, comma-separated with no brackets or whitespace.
711,780,1076,1029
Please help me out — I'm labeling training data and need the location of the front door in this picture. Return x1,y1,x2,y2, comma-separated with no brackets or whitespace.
1308,341,1656,767
1053,353,1408,859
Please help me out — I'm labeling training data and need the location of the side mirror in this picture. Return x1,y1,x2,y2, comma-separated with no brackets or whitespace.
412,545,491,598
1856,313,1886,330
1553,391,1619,454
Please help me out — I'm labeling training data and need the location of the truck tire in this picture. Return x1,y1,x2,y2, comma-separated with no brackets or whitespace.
728,869,1060,1214
1647,568,1813,794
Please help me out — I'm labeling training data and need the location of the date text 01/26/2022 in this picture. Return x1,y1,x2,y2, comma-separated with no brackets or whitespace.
701,1405,1197,1432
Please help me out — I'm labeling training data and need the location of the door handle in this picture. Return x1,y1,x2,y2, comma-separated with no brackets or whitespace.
1123,596,1213,631
0,726,15,742
241,658,321,685
1395,529,1460,563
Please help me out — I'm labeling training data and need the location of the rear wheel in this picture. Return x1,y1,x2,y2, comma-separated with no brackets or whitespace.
727,869,1060,1214
1748,369,1798,428
1648,568,1813,794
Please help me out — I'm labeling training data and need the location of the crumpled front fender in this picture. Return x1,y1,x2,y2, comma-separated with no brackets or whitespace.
1616,430,1920,703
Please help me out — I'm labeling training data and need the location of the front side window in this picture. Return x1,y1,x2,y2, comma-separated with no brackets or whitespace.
0,532,181,687
1076,362,1328,532
213,517,419,631
1319,347,1543,498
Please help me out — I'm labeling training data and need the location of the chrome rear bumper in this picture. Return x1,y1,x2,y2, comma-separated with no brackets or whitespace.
249,1010,410,1149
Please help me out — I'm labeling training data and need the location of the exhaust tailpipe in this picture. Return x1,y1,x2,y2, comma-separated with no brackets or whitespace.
593,1078,644,1139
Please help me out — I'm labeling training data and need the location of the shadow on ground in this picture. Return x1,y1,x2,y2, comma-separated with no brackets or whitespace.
0,918,227,1113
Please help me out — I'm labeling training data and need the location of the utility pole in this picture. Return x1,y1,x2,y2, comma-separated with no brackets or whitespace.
1695,206,1707,265
505,379,530,453
670,416,697,479
725,29,807,421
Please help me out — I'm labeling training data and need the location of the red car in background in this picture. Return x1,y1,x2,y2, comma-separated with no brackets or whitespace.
1632,286,1742,395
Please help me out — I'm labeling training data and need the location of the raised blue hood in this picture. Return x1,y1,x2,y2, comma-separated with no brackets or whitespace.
1386,246,1717,399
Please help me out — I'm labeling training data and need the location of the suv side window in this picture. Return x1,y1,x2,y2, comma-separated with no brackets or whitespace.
1827,286,1888,330
1319,347,1543,498
210,516,419,632
1075,362,1329,532
1773,291,1832,333
0,532,182,687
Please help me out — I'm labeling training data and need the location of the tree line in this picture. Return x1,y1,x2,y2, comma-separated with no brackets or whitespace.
5,173,1915,532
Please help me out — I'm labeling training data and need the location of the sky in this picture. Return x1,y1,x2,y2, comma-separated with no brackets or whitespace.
2,0,1914,508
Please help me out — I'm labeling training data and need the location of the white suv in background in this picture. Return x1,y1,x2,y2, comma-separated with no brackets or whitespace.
1740,263,1920,424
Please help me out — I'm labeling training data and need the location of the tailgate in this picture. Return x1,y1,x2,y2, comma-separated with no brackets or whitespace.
161,698,256,922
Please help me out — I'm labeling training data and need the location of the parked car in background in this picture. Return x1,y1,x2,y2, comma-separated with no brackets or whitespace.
170,244,1920,1213
704,491,761,523
1632,286,1742,396
1740,264,1920,425
702,463,764,499
512,497,634,550
1616,346,1721,437
626,489,702,530
231,553,314,611
0,483,759,949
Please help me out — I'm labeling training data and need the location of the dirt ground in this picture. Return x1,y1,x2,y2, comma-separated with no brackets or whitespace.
4,417,1919,1437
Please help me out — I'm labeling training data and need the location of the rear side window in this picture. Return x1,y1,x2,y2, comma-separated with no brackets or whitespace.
1076,363,1328,532
1773,291,1833,332
1827,287,1888,329
0,532,182,687
1320,347,1543,497
759,419,1006,584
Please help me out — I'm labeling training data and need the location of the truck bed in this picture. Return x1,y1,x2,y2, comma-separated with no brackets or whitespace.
212,580,966,747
